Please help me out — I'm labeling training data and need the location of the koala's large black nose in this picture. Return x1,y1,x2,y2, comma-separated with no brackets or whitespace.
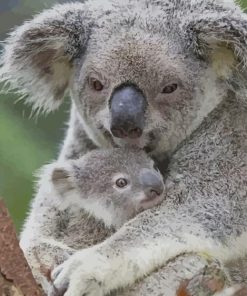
139,169,164,200
110,83,147,139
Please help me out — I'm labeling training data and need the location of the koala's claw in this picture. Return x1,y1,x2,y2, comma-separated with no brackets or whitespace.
49,283,68,296
48,248,107,296
51,265,64,282
64,276,103,296
49,260,78,296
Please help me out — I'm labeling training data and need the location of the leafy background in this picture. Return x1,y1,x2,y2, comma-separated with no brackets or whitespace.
0,0,247,231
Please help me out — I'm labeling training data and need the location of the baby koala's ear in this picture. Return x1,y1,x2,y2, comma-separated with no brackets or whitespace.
51,165,75,196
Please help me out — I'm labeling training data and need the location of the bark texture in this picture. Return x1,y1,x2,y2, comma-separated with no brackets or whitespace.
0,199,44,296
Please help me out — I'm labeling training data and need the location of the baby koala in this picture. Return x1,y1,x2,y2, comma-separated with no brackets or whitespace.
20,147,164,293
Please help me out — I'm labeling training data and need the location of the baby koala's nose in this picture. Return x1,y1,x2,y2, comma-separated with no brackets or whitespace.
139,168,164,200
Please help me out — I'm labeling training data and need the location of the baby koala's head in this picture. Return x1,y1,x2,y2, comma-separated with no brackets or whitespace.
51,148,164,228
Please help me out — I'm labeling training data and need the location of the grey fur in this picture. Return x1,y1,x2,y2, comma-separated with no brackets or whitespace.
20,147,164,294
1,0,247,295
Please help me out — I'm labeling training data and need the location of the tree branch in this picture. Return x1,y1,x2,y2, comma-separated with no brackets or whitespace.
0,199,44,296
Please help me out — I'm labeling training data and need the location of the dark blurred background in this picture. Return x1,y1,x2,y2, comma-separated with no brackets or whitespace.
0,0,247,231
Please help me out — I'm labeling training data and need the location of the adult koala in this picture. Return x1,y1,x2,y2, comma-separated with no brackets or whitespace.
2,0,245,162
1,0,247,295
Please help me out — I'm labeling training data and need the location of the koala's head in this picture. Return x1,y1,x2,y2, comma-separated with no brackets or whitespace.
1,0,247,154
51,148,164,228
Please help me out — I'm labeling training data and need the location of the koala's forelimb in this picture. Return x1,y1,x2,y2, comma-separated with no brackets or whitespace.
119,254,230,296
49,207,229,296
117,253,212,296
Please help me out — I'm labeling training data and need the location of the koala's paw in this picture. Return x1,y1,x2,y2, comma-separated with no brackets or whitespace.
48,248,108,296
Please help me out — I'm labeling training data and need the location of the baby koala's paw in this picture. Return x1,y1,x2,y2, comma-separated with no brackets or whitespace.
48,247,109,296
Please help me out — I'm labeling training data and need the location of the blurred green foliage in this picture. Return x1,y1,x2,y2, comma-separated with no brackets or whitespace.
241,0,247,8
0,0,68,231
0,94,69,231
0,0,247,232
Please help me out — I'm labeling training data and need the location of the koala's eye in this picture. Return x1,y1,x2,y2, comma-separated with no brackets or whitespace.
162,83,178,94
116,178,128,188
89,78,104,91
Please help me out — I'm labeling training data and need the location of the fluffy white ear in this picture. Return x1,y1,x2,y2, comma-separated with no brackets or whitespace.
0,2,95,113
183,3,247,100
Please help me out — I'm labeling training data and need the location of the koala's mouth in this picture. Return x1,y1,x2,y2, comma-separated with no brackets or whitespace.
99,123,158,152
138,192,164,212
111,132,155,150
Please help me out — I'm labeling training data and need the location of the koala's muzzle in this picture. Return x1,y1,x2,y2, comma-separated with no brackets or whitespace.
110,84,147,139
139,169,164,200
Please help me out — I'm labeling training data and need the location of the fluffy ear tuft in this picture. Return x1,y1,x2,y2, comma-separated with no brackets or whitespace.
0,3,94,114
52,165,75,195
184,5,247,102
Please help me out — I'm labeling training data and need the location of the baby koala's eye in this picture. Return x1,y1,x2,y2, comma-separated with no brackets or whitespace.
162,83,178,94
116,178,128,188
